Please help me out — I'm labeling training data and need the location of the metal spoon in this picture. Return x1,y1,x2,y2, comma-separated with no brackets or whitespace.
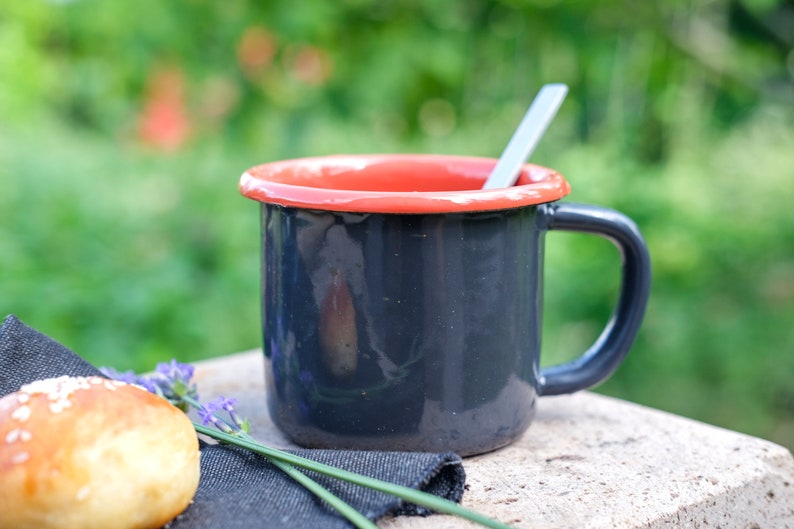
481,83,568,190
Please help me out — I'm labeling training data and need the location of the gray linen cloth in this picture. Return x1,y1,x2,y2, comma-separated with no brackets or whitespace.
0,315,466,529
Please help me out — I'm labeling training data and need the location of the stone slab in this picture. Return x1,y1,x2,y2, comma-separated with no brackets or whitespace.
192,350,794,529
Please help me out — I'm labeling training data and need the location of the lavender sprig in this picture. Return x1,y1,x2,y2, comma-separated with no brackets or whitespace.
184,397,376,528
103,362,378,529
196,396,251,435
103,360,514,529
100,360,198,412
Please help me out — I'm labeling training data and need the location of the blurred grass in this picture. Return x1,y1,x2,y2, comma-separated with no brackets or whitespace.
541,104,794,447
0,123,261,369
1,0,793,449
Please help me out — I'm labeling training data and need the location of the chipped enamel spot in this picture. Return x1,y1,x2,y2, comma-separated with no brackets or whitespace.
11,452,29,464
76,486,91,501
17,393,29,404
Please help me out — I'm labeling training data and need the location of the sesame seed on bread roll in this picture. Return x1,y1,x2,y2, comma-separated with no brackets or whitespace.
0,375,200,529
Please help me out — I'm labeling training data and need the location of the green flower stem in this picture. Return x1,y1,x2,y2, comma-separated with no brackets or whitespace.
194,423,515,529
267,457,378,529
182,397,376,529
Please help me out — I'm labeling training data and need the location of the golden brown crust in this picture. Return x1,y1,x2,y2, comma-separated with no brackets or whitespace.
0,376,200,529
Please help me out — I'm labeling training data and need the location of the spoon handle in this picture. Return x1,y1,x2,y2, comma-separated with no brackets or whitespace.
482,83,569,190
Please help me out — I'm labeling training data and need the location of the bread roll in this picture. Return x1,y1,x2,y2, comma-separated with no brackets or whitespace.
0,375,200,529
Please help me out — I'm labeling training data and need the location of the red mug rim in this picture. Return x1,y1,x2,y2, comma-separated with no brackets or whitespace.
239,154,571,214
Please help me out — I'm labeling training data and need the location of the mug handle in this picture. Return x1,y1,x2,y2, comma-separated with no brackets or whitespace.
537,202,652,396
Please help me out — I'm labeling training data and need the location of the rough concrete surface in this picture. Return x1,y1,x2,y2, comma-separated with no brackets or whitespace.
193,350,794,529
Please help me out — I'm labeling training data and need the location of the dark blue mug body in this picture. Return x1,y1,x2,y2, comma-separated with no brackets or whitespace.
243,155,651,455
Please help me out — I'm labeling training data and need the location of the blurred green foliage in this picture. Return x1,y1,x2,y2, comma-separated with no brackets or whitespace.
1,1,793,447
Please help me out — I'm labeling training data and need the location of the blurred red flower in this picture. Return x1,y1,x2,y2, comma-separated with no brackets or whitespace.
138,67,191,151
237,26,277,79
287,44,333,86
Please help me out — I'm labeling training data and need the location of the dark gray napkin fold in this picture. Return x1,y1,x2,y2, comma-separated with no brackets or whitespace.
0,315,466,529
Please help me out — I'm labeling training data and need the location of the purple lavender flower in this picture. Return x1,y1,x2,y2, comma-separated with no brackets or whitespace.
102,360,248,434
101,359,198,411
197,398,236,434
155,359,195,385
196,396,251,435
99,366,160,394
149,360,199,410
199,396,237,420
